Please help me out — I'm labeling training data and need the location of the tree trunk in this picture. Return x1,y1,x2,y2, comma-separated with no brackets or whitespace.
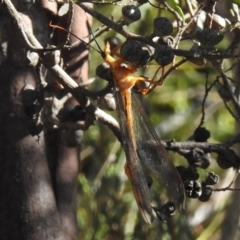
0,1,90,239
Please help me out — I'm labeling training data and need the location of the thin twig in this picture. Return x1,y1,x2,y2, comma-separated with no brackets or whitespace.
161,58,187,81
78,3,134,38
161,134,240,153
2,0,121,140
198,72,218,128
211,59,240,118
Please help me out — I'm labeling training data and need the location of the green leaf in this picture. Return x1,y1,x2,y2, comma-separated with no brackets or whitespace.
175,5,185,24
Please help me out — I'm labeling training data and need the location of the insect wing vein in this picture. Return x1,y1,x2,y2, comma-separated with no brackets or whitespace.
131,93,186,211
114,89,154,224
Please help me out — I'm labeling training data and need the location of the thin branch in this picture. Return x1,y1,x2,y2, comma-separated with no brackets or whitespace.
78,3,134,38
185,0,195,18
161,134,240,153
2,0,121,141
161,58,187,81
2,0,41,49
162,0,183,29
198,72,218,128
211,59,240,118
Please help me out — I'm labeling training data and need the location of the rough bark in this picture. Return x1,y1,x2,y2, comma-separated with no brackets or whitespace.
0,1,90,239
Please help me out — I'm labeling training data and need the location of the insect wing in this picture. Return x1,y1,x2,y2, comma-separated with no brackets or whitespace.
114,90,154,224
132,93,186,211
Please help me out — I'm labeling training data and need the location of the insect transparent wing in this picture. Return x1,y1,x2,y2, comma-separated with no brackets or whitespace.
132,93,186,211
114,89,155,224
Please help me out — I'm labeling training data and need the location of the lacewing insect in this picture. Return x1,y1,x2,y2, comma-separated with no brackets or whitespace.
103,43,185,223
49,23,186,224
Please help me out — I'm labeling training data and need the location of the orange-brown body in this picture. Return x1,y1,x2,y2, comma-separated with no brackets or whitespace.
102,42,185,224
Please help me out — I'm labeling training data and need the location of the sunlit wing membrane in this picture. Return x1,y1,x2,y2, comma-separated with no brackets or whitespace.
132,93,186,211
114,89,155,224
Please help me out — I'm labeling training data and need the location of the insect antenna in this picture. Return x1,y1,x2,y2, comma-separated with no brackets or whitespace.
49,21,104,56
86,20,106,59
